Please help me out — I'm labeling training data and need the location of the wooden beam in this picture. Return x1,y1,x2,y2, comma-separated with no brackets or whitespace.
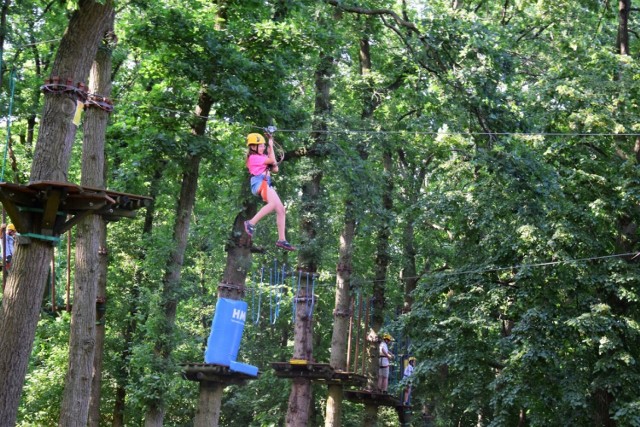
57,210,95,236
40,189,63,236
0,199,25,231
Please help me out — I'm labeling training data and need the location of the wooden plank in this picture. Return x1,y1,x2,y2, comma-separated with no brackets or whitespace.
344,390,402,408
271,361,334,380
28,181,82,193
82,184,153,201
181,362,258,385
96,207,138,219
0,185,38,202
61,193,112,211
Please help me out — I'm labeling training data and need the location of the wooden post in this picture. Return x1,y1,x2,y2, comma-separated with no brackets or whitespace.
194,381,224,427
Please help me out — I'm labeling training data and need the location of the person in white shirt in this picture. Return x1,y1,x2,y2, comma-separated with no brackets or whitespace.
378,333,394,392
403,357,416,405
1,223,16,270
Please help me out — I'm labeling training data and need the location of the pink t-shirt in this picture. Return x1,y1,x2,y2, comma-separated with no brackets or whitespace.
247,154,269,176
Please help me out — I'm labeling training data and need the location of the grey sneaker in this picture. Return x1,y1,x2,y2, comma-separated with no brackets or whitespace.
275,240,296,251
244,221,256,237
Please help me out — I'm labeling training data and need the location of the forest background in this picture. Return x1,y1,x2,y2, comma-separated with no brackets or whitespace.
1,0,640,426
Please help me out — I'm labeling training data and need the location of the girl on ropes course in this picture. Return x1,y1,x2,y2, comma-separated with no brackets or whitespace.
244,129,296,251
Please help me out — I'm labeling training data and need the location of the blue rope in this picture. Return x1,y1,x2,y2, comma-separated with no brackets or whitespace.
269,268,275,324
293,269,302,320
273,263,280,324
307,273,316,317
252,268,263,324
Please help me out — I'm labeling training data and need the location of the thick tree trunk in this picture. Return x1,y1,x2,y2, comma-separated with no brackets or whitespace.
0,2,113,425
326,32,384,425
193,194,256,427
0,0,11,90
86,19,115,427
325,201,355,427
617,0,630,55
59,206,103,426
144,89,212,426
286,51,333,427
363,148,394,423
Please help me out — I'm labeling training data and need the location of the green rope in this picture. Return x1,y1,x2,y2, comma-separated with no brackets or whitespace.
20,233,61,243
1,69,16,182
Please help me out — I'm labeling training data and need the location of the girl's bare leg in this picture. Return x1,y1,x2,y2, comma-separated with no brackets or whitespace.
249,187,286,241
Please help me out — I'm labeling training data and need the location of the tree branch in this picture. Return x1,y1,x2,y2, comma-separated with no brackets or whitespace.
323,0,419,34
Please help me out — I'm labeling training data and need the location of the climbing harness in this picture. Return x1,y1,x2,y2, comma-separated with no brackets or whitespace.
257,174,270,203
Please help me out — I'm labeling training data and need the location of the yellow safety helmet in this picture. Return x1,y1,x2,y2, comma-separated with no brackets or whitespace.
382,333,393,341
247,133,266,146
408,357,416,363
6,224,16,232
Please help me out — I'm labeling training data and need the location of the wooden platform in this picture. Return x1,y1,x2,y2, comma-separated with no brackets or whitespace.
181,363,259,385
271,362,367,387
0,181,152,238
344,389,403,408
272,361,334,380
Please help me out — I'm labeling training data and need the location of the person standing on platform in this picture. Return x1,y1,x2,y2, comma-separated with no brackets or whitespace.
378,333,394,392
403,357,416,405
1,223,17,271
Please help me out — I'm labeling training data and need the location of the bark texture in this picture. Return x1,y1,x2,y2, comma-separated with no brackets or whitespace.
0,2,113,425
286,51,333,427
86,19,115,427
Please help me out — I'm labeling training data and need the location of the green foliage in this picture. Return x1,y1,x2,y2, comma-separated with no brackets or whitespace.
5,0,640,425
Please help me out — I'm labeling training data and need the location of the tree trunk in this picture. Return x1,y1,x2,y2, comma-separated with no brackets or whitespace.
363,148,394,422
325,200,355,427
0,0,11,90
326,30,375,425
286,50,333,427
86,18,115,427
193,189,256,427
0,2,113,425
144,89,213,426
617,0,630,55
